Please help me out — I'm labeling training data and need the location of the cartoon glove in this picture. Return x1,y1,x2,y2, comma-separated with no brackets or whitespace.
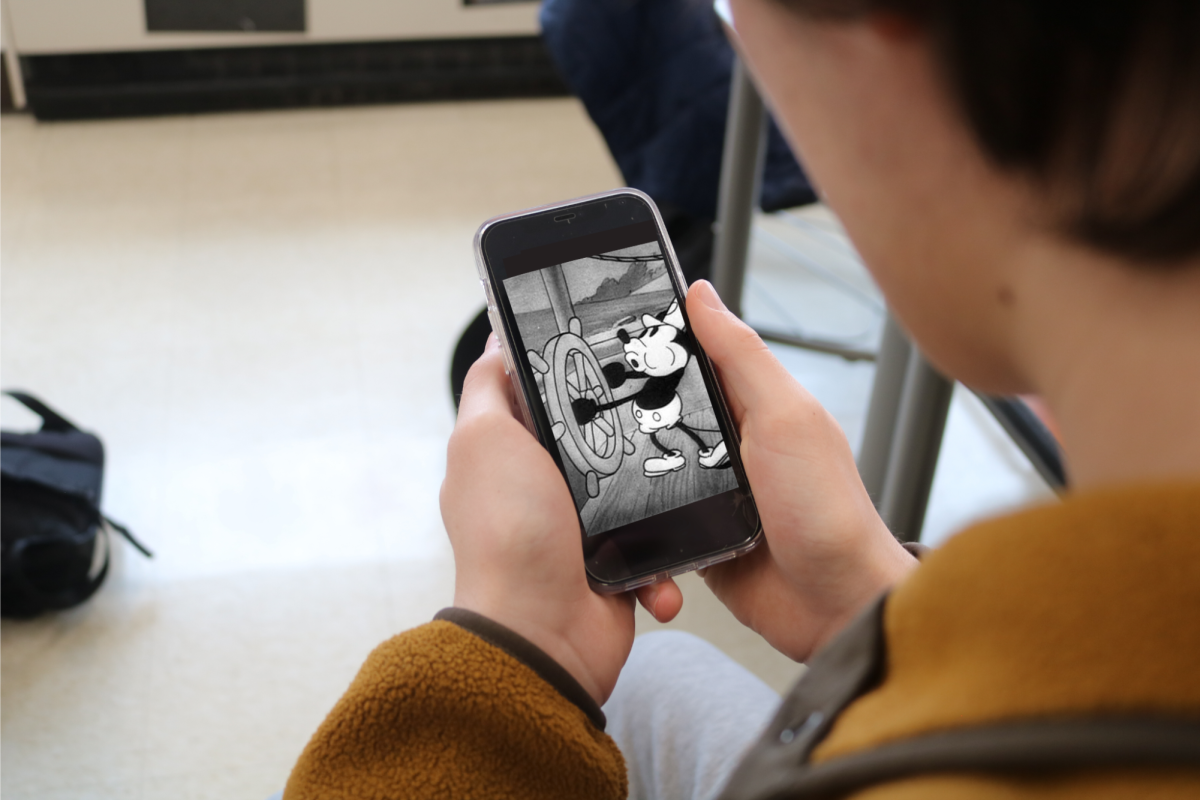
602,362,628,388
572,397,599,426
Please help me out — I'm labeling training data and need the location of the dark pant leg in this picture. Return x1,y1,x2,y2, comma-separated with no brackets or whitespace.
674,422,708,450
649,432,673,455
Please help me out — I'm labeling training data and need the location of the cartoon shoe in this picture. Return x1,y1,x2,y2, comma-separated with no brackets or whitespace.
643,450,686,477
699,440,730,469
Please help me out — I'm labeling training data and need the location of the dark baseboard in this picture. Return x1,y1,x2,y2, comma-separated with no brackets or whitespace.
20,36,568,121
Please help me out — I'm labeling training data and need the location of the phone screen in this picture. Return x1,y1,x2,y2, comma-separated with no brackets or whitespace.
481,192,759,588
500,224,742,537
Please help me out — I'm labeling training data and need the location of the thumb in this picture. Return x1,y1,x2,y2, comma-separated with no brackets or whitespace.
686,280,795,419
457,333,518,424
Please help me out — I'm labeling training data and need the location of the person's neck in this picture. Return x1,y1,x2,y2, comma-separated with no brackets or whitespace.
1014,241,1200,491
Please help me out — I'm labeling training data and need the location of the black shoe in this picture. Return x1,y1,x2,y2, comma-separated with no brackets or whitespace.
449,307,492,412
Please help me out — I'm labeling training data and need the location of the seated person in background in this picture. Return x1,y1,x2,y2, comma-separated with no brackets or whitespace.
450,0,816,408
538,0,816,266
284,1,1200,798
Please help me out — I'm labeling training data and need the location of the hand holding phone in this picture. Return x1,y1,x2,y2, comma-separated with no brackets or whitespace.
443,333,682,705
452,189,909,692
682,281,920,663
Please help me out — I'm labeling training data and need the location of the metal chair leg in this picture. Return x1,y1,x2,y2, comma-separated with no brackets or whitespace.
711,56,767,317
878,349,955,542
857,314,913,503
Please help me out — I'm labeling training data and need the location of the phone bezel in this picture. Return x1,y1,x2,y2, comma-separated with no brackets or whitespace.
473,189,762,593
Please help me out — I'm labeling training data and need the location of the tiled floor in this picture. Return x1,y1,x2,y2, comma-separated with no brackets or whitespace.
2,98,1052,799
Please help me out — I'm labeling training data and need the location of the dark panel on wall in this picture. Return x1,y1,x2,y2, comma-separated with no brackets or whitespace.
19,37,569,121
146,0,305,32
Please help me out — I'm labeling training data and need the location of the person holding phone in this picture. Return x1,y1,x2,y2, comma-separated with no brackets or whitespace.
278,1,1200,798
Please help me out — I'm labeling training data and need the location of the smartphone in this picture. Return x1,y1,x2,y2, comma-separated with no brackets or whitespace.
474,189,762,593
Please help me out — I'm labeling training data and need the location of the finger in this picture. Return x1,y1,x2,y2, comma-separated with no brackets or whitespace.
635,577,684,623
456,333,516,423
700,540,770,610
687,280,796,419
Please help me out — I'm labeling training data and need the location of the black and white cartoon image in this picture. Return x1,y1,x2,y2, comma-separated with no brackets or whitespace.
571,298,730,477
503,241,738,536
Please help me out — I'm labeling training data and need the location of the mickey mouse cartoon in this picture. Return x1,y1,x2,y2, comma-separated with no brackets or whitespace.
572,299,730,477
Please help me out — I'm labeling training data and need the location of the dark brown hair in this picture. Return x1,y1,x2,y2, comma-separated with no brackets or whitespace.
784,0,1200,263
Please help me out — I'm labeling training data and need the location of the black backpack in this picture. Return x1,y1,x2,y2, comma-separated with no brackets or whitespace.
1,391,152,618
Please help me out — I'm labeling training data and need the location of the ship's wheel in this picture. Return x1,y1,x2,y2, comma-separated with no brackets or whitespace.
529,317,635,498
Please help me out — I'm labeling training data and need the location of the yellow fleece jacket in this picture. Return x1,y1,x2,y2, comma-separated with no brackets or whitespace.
283,482,1200,799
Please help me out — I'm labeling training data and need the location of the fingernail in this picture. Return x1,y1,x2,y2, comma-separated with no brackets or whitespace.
486,332,499,351
645,584,660,615
693,280,725,311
